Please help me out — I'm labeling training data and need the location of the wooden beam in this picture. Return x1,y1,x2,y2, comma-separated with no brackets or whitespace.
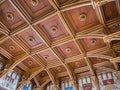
84,57,95,75
33,77,41,88
0,54,29,78
17,67,44,90
45,69,60,90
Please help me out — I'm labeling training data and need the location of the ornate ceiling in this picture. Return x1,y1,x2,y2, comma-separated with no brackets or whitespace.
0,0,120,90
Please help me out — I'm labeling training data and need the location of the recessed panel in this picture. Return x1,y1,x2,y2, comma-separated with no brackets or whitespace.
0,33,5,39
64,5,99,33
0,39,24,56
22,57,40,69
69,59,87,69
39,15,69,41
39,70,48,78
102,1,119,21
0,1,26,31
17,0,54,19
90,58,108,64
56,0,79,6
80,38,106,51
17,28,44,49
109,24,120,34
37,49,58,62
56,41,81,58
51,65,66,73
0,54,7,62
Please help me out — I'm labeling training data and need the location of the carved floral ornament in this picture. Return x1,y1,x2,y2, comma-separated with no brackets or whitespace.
43,55,49,60
31,0,38,6
65,47,72,53
28,60,33,66
90,38,97,46
51,26,58,33
9,45,16,51
79,14,87,22
28,36,35,42
6,12,14,20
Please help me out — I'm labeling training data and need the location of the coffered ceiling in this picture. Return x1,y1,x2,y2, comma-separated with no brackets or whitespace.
0,0,120,90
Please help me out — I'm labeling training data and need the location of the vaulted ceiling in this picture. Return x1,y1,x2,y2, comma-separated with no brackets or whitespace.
0,0,120,90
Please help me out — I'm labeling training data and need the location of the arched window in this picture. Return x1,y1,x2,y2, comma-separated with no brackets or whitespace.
0,71,19,90
98,72,120,90
61,80,73,90
21,83,32,90
78,77,96,90
45,82,54,90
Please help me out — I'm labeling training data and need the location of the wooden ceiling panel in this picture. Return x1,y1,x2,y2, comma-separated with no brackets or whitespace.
17,28,45,49
80,38,106,52
111,40,120,45
22,57,40,69
38,15,69,41
17,0,54,19
0,38,24,56
0,0,120,88
39,70,48,78
64,5,99,33
37,49,58,62
50,65,66,74
90,58,108,65
0,33,5,39
56,0,79,6
102,1,119,21
56,41,81,58
69,59,87,69
0,0,26,31
0,54,7,63
109,24,120,34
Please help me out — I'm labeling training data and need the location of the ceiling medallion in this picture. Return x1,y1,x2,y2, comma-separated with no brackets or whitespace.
6,12,14,20
51,26,58,33
43,55,49,60
79,14,87,22
75,62,81,68
57,67,61,72
90,38,97,46
28,36,35,42
41,72,45,76
9,45,15,51
65,47,72,53
31,0,38,6
28,60,33,66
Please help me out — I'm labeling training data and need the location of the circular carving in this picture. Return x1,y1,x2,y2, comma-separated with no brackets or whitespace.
96,1,101,6
79,14,87,22
28,36,35,42
57,67,61,72
65,47,72,53
51,26,58,33
43,55,49,60
9,46,15,51
6,12,14,20
41,72,45,76
90,38,97,45
75,62,81,67
28,60,33,66
31,0,38,6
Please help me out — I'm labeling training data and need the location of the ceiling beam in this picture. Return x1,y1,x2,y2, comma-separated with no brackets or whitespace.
17,67,44,90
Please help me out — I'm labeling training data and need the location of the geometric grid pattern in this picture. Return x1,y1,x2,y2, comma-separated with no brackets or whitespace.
0,0,120,90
